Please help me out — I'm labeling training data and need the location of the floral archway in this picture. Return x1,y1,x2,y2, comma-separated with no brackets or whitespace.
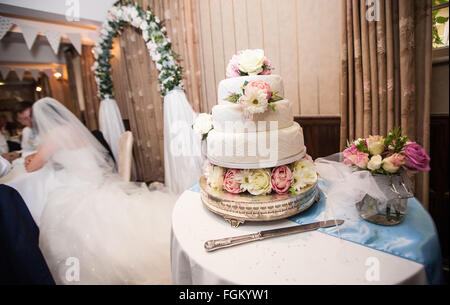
93,1,184,99
91,1,202,192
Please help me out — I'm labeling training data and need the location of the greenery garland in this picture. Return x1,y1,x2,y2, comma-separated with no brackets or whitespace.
92,1,184,100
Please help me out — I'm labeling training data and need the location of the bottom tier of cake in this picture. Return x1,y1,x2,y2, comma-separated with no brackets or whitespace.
206,122,306,169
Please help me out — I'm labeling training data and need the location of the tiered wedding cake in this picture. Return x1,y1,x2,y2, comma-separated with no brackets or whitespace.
194,49,317,196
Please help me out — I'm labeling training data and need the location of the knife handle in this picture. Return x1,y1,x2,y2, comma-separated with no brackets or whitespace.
204,232,263,252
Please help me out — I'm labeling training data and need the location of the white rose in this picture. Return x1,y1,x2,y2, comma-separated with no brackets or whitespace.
131,16,143,28
246,169,272,195
193,113,213,135
94,46,103,56
143,30,150,42
238,86,268,114
129,7,139,19
291,158,317,191
367,155,382,171
353,138,364,145
207,165,224,191
238,49,265,75
91,61,99,71
100,28,109,37
140,20,149,31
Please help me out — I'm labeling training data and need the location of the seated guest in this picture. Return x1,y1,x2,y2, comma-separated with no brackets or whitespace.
0,184,55,285
15,102,39,154
0,155,11,177
0,114,16,139
1,102,37,163
0,133,7,155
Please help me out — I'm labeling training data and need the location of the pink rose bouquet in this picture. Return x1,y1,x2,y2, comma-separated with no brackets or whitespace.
343,127,430,175
271,165,293,194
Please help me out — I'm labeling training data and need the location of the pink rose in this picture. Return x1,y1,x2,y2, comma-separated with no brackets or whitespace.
271,165,293,194
260,59,273,75
343,144,358,158
402,142,430,171
345,151,369,169
245,80,271,100
226,53,241,78
223,169,244,194
382,153,405,173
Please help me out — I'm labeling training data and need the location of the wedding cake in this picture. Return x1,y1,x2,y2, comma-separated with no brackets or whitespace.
194,49,317,196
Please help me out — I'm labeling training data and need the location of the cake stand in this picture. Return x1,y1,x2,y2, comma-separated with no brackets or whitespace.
199,176,319,227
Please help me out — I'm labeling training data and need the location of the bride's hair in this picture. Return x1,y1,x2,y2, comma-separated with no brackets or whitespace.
32,97,115,172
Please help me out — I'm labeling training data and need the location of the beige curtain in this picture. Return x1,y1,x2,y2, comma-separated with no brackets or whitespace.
340,0,432,208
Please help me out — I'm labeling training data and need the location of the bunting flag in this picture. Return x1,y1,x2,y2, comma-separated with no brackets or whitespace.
29,69,40,81
66,33,82,55
0,66,10,80
17,23,39,50
0,15,14,40
1,17,93,55
14,68,25,81
44,30,62,54
43,68,53,80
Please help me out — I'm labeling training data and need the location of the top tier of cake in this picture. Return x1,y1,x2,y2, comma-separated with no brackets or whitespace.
213,75,291,132
217,74,284,105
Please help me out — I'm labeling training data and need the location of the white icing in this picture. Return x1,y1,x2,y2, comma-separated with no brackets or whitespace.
207,122,305,169
217,75,284,104
212,99,293,132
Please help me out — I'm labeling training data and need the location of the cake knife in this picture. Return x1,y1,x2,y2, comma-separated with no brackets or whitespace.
204,219,344,252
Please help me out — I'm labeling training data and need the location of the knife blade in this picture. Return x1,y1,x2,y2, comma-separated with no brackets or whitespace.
204,219,344,252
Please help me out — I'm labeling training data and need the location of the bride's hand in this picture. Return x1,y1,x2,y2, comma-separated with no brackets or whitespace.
25,153,37,172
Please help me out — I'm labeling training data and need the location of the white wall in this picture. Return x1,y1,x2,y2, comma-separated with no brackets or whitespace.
197,0,341,116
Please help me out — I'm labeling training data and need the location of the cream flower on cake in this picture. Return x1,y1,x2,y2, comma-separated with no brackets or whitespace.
237,169,252,192
207,165,224,191
291,159,317,191
238,49,265,75
238,86,269,115
246,169,272,196
193,113,213,135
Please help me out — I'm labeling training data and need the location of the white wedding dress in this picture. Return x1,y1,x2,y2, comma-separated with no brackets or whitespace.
3,98,177,285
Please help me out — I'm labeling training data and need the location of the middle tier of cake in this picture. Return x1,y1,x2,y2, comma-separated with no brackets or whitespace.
212,99,293,132
207,122,306,169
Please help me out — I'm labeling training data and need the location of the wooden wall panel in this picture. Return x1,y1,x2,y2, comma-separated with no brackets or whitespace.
429,114,449,269
294,116,341,159
196,0,342,116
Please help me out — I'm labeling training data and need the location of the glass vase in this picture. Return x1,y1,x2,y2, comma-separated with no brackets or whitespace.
355,171,413,226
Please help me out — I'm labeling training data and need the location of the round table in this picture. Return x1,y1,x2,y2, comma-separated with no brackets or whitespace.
171,188,429,285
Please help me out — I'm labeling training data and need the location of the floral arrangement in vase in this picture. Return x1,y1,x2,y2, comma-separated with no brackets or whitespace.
226,49,273,78
343,127,430,175
204,158,317,196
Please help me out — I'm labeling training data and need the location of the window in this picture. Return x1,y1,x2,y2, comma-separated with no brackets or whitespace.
433,0,449,48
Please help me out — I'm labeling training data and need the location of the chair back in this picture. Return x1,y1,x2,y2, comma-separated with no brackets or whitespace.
118,131,133,182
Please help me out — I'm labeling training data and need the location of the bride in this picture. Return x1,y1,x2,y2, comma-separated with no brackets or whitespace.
6,97,177,284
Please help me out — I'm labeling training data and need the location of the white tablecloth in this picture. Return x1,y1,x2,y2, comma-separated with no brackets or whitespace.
171,190,428,285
